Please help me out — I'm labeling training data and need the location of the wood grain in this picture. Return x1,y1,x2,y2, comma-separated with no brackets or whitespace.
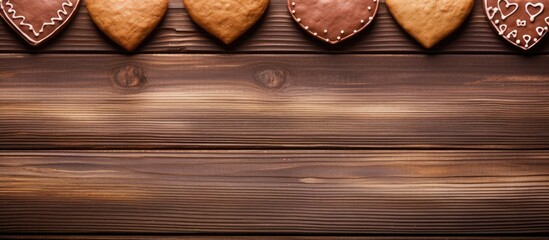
1,0,547,238
3,236,548,240
1,54,548,150
1,150,549,234
0,0,546,53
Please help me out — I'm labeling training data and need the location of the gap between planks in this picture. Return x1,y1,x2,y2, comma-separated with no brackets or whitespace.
2,235,549,240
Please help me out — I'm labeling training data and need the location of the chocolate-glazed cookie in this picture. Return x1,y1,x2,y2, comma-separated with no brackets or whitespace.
485,0,549,50
0,0,80,46
288,0,379,44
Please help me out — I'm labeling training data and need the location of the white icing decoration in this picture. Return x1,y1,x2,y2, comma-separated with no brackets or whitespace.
523,34,532,47
525,2,544,22
545,16,549,25
3,0,74,37
536,26,547,36
487,6,499,20
40,1,74,34
498,0,519,20
498,24,508,35
3,0,36,36
516,19,527,27
506,29,518,38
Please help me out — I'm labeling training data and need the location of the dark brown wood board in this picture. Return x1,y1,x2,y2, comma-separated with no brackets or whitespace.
1,151,549,234
1,0,548,238
1,54,549,150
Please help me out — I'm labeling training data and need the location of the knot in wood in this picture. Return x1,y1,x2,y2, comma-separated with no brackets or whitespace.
255,69,287,89
113,64,147,89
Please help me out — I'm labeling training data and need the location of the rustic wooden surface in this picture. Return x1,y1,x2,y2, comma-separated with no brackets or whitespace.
2,151,549,234
1,54,548,150
0,0,548,238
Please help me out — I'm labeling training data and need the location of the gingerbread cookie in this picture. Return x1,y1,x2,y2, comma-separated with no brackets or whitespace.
87,0,168,51
183,0,270,44
288,0,379,44
485,0,549,50
386,0,474,48
0,0,80,46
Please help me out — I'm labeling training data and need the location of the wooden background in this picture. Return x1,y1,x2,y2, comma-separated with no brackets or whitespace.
1,0,549,239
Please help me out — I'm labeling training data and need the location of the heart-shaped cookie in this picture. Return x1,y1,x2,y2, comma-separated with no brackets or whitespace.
386,0,475,48
87,0,168,51
288,0,379,44
485,0,549,50
0,0,80,46
183,0,270,44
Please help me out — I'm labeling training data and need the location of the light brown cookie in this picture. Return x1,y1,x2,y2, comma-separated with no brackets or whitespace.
87,0,168,51
183,0,270,44
386,0,474,48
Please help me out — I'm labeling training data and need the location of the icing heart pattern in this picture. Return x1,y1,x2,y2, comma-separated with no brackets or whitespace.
288,0,379,44
526,2,544,21
0,0,80,46
485,0,549,50
498,0,519,20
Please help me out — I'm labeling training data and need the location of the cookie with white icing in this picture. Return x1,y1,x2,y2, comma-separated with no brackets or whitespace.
87,0,168,51
485,0,549,50
288,0,379,44
386,0,474,49
0,0,80,46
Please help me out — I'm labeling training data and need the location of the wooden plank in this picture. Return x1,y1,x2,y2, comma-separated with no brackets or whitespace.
1,54,549,150
2,236,548,240
1,150,549,234
0,0,547,54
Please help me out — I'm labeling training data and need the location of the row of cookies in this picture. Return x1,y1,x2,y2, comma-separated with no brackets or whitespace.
0,0,547,51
